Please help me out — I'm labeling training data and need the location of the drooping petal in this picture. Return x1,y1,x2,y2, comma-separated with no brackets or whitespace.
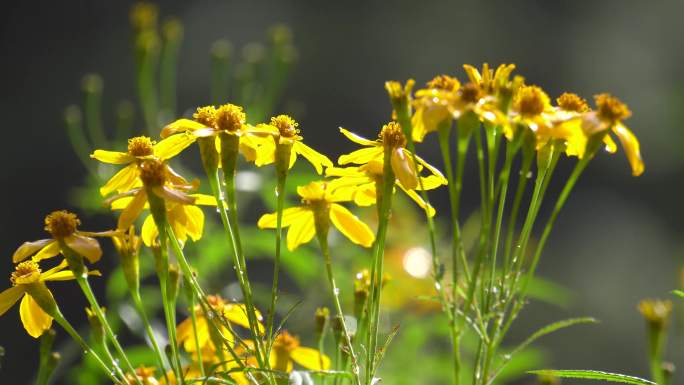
161,118,208,138
338,147,384,166
286,210,316,251
413,153,448,183
291,347,331,370
339,128,378,146
613,123,644,176
118,190,148,229
257,207,311,229
399,184,436,217
100,163,140,196
152,186,196,205
31,241,61,262
20,294,53,338
189,194,217,206
141,215,158,247
90,150,134,165
154,132,197,160
329,204,375,247
391,148,419,190
182,205,205,242
293,141,333,174
12,239,54,263
603,134,618,153
254,137,276,167
64,234,102,263
0,286,25,316
43,269,101,281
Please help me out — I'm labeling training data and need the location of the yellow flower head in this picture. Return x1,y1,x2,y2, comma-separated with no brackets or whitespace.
270,114,300,139
595,93,632,124
215,104,246,132
193,106,217,127
426,75,460,92
130,1,158,32
385,79,415,106
557,92,590,113
127,136,156,157
44,210,80,239
513,85,550,117
139,158,168,187
379,121,407,149
258,181,375,250
638,299,672,327
270,330,330,372
11,260,42,286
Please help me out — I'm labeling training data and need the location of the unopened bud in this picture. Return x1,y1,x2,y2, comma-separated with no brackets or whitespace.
314,307,329,336
85,306,106,343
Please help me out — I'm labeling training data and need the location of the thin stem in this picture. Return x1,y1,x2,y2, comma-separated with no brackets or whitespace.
266,173,288,350
186,284,206,378
52,309,123,385
130,290,170,385
317,231,361,385
502,146,534,276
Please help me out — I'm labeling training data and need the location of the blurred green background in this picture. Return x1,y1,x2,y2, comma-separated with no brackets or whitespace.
0,1,682,384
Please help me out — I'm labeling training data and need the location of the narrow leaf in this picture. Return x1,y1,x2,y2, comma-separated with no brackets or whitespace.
528,370,656,385
672,289,684,298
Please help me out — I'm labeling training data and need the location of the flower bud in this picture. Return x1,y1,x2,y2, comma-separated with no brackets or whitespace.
85,306,106,344
314,307,329,337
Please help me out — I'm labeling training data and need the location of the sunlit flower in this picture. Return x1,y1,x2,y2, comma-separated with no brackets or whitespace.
12,211,114,264
326,159,443,216
257,181,375,250
507,85,555,141
463,62,517,99
0,260,99,337
91,135,195,196
177,295,263,359
337,123,446,190
106,159,215,246
252,115,333,174
534,92,591,154
125,366,159,385
162,104,274,163
411,75,460,141
269,331,330,372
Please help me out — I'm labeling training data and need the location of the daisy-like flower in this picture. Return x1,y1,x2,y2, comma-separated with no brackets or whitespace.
106,159,215,246
411,75,461,142
91,135,195,196
462,62,517,100
326,159,444,217
269,331,330,372
0,259,99,337
161,104,274,163
337,123,447,190
176,295,264,359
257,181,375,251
506,85,556,141
12,211,114,264
534,92,591,154
252,115,333,174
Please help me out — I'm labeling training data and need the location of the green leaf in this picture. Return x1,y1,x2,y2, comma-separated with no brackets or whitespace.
672,289,684,298
528,370,656,385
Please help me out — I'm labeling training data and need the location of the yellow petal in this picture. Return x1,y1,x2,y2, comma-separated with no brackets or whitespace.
154,132,197,160
64,234,102,263
43,269,101,281
0,286,25,316
188,194,217,206
293,141,333,174
399,184,436,217
338,147,384,165
118,190,148,230
339,128,378,146
90,150,134,164
463,64,482,85
353,184,378,207
603,134,618,153
31,241,61,262
254,137,276,167
182,205,205,242
152,186,196,205
161,118,208,138
257,206,311,229
291,347,331,370
100,163,140,196
391,148,419,190
239,135,259,162
286,210,316,251
141,215,158,247
224,304,265,333
613,123,644,176
414,153,447,184
411,108,428,143
20,294,53,338
325,166,363,178
329,204,375,247
12,239,54,263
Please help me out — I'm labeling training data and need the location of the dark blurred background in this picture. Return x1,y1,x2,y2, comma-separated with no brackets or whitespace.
1,1,683,384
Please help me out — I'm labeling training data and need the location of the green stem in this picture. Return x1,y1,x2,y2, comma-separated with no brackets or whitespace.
317,231,361,385
52,309,123,384
130,290,170,385
266,173,287,350
502,145,534,277
185,283,206,378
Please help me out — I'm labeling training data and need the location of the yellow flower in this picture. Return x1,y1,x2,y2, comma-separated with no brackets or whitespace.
0,260,99,337
161,104,274,163
257,181,375,250
12,210,114,264
411,75,460,142
558,93,644,176
252,115,333,174
126,366,160,385
507,85,555,141
337,123,447,190
269,331,330,372
326,159,444,217
177,295,264,359
463,62,517,98
91,135,195,196
106,159,216,246
534,92,591,154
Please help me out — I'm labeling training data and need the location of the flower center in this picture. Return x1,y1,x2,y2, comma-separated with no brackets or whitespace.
459,82,482,104
273,331,300,354
193,106,217,127
214,104,246,132
514,85,549,117
379,121,406,149
556,92,589,113
426,75,460,92
44,210,80,238
271,115,299,138
11,260,41,286
595,93,631,123
127,136,155,157
139,159,167,187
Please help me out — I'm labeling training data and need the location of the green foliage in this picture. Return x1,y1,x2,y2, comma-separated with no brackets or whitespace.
528,370,656,385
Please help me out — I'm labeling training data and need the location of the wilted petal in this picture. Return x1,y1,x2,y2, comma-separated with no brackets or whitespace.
12,239,54,263
65,234,102,263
